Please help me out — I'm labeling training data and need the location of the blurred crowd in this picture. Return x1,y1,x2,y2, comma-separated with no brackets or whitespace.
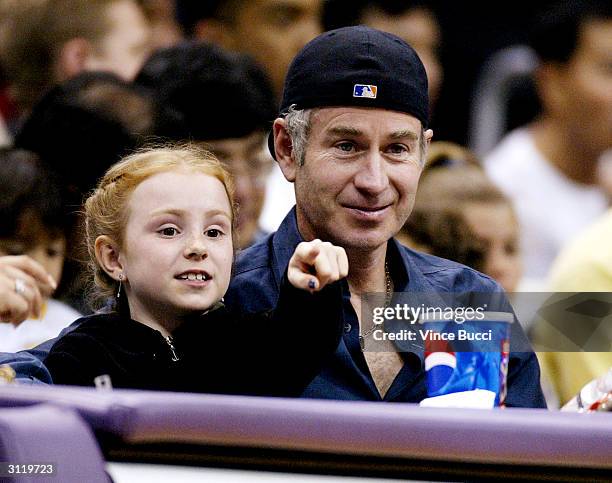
0,0,610,407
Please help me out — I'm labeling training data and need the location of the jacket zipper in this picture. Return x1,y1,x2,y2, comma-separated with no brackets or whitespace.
165,336,180,362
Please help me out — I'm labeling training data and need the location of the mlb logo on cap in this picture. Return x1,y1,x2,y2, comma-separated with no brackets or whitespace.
353,84,377,99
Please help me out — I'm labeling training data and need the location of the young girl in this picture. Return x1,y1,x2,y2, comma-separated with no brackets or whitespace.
43,144,348,395
0,148,81,351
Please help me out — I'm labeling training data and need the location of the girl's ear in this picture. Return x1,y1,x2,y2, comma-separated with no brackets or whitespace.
95,235,123,281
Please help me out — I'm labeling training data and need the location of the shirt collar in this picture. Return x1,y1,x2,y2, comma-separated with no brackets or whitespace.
271,208,446,299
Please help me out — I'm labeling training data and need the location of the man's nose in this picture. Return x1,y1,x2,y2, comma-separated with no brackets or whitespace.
353,151,388,194
183,233,208,259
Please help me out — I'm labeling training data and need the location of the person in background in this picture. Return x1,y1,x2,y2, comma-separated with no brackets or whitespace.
398,143,521,294
135,42,277,248
484,0,612,285
536,209,612,406
174,0,324,232
138,0,184,50
14,71,156,312
0,255,57,325
0,148,81,351
397,143,561,407
0,0,151,122
175,0,322,100
15,71,155,205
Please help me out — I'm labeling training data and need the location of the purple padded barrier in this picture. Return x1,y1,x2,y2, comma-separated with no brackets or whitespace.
0,384,611,470
0,404,109,483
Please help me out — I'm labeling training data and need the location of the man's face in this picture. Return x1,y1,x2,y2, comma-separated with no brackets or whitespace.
552,19,612,156
292,107,432,251
85,0,152,81
228,0,322,97
206,132,271,248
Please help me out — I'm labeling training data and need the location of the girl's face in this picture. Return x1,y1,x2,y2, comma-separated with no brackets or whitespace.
462,202,522,293
118,170,234,329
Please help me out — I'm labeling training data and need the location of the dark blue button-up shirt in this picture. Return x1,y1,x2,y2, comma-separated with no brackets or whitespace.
225,208,546,408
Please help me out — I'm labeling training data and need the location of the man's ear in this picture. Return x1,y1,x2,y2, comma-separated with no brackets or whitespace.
420,128,434,165
424,128,434,147
273,118,297,182
95,235,124,281
55,37,91,82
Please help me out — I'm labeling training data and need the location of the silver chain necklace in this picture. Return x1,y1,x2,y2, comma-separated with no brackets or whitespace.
359,261,393,350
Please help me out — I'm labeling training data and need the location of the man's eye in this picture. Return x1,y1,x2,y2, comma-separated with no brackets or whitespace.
336,142,355,152
206,229,223,238
388,144,409,155
160,227,178,236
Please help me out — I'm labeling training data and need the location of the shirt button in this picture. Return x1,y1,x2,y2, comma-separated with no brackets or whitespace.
344,323,352,333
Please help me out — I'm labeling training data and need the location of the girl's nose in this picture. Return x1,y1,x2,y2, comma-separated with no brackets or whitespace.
184,235,208,259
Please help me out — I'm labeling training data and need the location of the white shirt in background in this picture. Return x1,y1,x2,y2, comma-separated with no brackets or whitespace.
0,299,82,352
259,162,296,233
484,127,608,282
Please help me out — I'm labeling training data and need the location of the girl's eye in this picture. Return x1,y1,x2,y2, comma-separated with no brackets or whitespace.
160,227,178,237
206,229,222,238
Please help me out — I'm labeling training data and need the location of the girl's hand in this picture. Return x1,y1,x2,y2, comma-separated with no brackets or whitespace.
0,255,57,325
288,239,348,292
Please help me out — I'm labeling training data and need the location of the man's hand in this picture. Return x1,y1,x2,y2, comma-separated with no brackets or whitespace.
288,239,348,292
0,255,57,325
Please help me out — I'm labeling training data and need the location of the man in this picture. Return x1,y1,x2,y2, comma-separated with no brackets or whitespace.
225,26,545,406
1,26,546,408
484,0,612,283
0,0,151,117
134,42,276,248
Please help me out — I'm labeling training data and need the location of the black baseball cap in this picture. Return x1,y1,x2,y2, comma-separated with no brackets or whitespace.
268,25,429,159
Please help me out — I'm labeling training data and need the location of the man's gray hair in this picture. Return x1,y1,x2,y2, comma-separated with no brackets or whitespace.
283,105,312,166
283,105,428,166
